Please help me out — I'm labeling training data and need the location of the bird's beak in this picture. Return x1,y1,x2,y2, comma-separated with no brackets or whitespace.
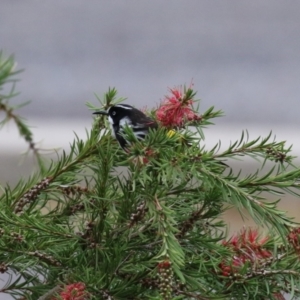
93,110,108,116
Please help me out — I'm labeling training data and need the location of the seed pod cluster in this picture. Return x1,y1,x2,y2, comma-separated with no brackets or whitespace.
157,260,173,299
14,177,50,213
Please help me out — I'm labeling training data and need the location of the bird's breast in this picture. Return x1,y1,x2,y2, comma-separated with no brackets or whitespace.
119,117,132,128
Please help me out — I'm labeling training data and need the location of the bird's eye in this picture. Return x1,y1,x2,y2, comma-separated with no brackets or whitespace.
112,111,116,116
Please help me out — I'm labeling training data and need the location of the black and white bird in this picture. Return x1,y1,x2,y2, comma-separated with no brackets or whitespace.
93,104,158,149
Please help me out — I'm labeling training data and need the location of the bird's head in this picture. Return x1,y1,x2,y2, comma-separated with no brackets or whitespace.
93,104,134,126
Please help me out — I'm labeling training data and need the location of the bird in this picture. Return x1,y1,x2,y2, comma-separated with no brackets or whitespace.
93,104,158,149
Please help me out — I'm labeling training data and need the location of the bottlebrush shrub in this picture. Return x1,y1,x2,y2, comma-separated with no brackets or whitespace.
1,58,300,299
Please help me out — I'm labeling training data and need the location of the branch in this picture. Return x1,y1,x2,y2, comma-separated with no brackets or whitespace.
38,285,61,300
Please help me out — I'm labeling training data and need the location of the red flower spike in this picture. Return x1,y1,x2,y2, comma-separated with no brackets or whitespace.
52,282,90,300
273,292,285,300
287,227,300,251
157,260,171,270
130,147,156,166
156,85,200,128
219,228,272,277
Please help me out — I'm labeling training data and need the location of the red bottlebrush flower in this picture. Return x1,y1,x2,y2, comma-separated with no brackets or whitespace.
223,228,270,253
52,282,90,300
130,147,156,166
144,148,155,160
287,227,300,251
156,85,201,128
220,228,272,276
273,292,285,300
157,260,171,270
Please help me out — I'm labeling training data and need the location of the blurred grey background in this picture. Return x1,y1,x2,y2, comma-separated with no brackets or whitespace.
1,0,300,184
0,2,300,298
1,1,300,123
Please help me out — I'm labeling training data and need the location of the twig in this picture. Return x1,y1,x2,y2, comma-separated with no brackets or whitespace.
38,285,61,300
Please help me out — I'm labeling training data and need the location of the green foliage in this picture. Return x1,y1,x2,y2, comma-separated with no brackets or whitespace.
1,53,300,299
0,52,44,168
